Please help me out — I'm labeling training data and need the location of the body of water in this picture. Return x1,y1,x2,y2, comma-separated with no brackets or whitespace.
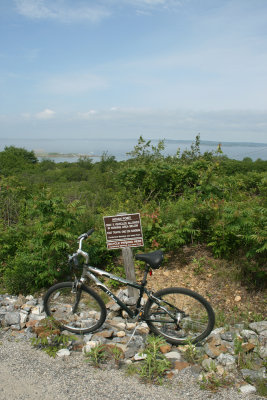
0,137,267,162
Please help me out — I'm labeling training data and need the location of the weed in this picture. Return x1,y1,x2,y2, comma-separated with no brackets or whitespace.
109,345,124,364
255,378,267,397
233,336,258,370
136,335,171,384
215,309,228,327
192,257,206,275
126,363,139,376
183,340,203,364
31,317,75,358
85,344,107,367
199,372,233,392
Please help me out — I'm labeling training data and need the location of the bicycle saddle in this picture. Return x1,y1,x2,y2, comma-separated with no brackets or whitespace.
135,250,164,269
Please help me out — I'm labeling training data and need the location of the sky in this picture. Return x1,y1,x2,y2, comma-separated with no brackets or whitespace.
0,0,267,146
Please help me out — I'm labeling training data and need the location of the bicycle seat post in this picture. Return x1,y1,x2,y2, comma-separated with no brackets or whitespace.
141,265,150,287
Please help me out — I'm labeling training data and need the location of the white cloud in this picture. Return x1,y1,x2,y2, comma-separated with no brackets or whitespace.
35,108,55,119
78,110,98,119
40,73,107,95
14,0,110,23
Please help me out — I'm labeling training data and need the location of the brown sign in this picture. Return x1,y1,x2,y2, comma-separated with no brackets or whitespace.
103,213,144,249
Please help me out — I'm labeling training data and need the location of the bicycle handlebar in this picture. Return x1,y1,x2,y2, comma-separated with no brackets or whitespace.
78,228,95,240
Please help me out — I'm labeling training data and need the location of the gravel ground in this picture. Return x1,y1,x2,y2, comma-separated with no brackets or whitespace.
0,330,265,400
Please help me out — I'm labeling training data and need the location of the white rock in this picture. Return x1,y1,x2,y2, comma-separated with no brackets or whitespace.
259,345,267,359
134,353,147,361
165,351,183,361
20,312,28,324
56,349,70,357
239,384,257,394
217,353,236,367
126,322,137,330
83,341,99,353
116,331,126,338
31,305,44,315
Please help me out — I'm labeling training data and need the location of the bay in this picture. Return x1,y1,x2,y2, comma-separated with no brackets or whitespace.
0,137,266,162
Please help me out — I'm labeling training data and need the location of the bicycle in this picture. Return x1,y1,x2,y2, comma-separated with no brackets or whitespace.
43,229,215,345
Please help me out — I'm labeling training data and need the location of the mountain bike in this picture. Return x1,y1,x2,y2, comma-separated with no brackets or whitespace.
43,229,215,345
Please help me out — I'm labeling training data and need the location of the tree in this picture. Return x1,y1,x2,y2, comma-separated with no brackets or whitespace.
0,146,38,175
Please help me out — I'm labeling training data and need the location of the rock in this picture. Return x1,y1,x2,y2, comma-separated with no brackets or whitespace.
25,320,39,328
116,331,126,338
28,314,45,321
136,323,149,334
220,331,235,342
19,312,28,324
5,311,20,326
31,305,44,315
241,342,255,352
204,341,228,359
83,341,100,353
159,344,172,354
174,361,191,370
249,321,267,334
109,302,121,312
57,348,70,357
209,327,225,335
133,353,147,361
125,322,137,330
216,365,225,376
240,330,258,345
206,334,221,346
259,330,267,346
165,351,183,361
94,330,114,339
11,324,21,331
241,368,266,382
202,358,216,372
15,296,26,308
217,353,236,369
107,320,126,330
234,323,244,331
258,345,267,359
239,384,257,394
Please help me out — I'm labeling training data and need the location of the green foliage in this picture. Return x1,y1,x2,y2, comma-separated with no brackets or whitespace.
183,340,204,364
127,136,165,161
0,138,266,292
31,317,75,358
136,335,171,384
85,344,108,367
0,146,38,175
1,189,85,294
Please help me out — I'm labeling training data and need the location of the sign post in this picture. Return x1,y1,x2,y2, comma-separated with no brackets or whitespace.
103,213,144,299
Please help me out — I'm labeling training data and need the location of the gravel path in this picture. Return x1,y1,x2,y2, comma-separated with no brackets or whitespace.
0,330,265,400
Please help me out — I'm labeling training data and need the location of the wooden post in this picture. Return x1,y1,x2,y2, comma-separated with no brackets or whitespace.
122,247,138,299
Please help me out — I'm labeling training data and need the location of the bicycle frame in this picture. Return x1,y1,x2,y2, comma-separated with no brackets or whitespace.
79,263,151,319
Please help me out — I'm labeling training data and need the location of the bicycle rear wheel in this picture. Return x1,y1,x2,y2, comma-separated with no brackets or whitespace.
144,287,215,345
43,282,107,334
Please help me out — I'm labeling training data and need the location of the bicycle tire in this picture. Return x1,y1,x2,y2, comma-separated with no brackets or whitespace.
43,282,107,334
144,287,215,345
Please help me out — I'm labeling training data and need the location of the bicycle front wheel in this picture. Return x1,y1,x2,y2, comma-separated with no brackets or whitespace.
43,282,107,334
144,287,215,345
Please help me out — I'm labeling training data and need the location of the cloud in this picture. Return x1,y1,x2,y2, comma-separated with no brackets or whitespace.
35,108,55,119
39,73,107,95
14,0,182,22
78,110,98,119
14,0,110,23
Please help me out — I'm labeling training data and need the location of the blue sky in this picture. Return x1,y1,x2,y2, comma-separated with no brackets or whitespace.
1,0,267,145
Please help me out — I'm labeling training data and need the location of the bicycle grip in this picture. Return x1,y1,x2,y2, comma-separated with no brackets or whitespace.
86,228,94,237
